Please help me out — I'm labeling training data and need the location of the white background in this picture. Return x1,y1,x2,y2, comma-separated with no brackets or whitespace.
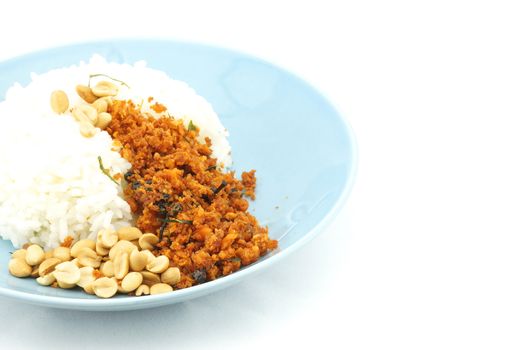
1,0,524,349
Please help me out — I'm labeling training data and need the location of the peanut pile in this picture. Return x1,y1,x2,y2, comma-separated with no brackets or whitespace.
8,227,180,298
50,79,121,138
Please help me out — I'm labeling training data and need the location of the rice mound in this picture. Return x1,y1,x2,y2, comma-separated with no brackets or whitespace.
0,55,232,249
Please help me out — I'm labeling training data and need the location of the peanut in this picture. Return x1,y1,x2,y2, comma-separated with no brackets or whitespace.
100,261,115,278
139,233,159,251
25,244,45,266
113,251,129,279
141,249,156,264
72,104,98,125
140,271,161,287
129,250,148,272
77,247,102,268
57,280,77,289
117,226,142,241
109,240,137,260
53,261,81,285
97,228,118,248
77,266,96,288
96,240,110,256
11,249,26,260
146,255,169,274
135,284,150,296
76,85,98,103
50,90,69,114
92,98,108,113
36,273,56,286
92,277,118,298
8,258,32,277
71,239,96,257
92,81,118,97
150,283,173,295
161,267,181,286
53,246,71,262
38,257,61,277
120,272,143,293
95,112,112,129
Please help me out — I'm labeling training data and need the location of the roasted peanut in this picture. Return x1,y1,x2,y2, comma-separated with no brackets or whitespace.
95,112,112,129
53,246,71,262
76,85,98,103
38,257,61,277
141,249,156,264
161,267,181,286
140,271,161,286
92,81,118,97
8,258,32,277
77,266,96,288
139,233,159,251
92,98,108,113
25,244,45,266
146,255,169,274
77,247,101,268
92,277,118,298
109,240,137,260
100,261,115,277
113,251,129,279
121,272,143,293
150,283,173,295
129,250,148,272
11,249,26,260
135,284,150,296
96,240,110,256
58,280,77,289
71,239,96,257
53,261,81,285
50,90,69,114
36,273,56,286
97,228,118,248
72,104,98,125
117,226,142,241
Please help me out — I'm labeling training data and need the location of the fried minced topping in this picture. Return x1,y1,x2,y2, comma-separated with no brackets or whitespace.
106,100,277,288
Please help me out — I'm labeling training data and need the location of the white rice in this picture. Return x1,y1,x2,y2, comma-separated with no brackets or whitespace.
0,55,232,249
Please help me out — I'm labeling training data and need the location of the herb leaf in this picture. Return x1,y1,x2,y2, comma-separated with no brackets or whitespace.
164,218,193,225
188,120,197,131
89,73,130,88
98,156,119,185
213,180,228,195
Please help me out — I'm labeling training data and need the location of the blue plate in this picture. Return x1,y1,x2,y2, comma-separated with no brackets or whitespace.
0,40,357,311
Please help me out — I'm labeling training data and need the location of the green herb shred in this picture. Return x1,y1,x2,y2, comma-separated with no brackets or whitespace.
89,73,130,88
98,156,120,185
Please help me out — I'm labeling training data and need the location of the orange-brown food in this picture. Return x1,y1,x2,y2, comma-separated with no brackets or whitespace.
107,100,277,288
60,236,74,248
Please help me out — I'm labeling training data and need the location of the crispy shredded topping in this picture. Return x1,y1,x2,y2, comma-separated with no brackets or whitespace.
60,236,74,248
106,100,277,288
